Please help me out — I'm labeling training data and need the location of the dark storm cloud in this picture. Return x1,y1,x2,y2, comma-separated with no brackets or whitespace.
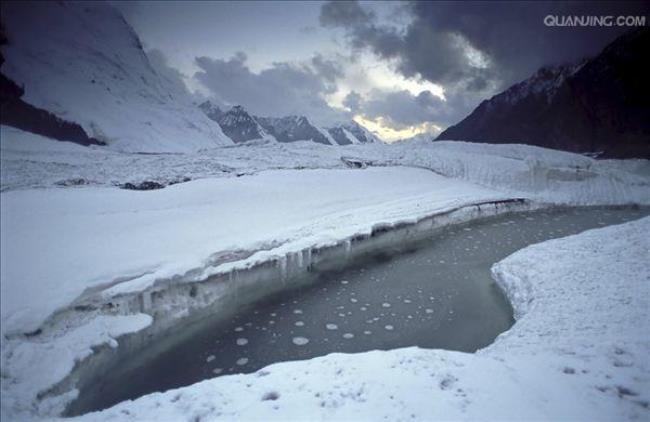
343,91,362,113
194,52,348,124
320,1,373,28
311,54,344,83
321,0,650,90
321,0,403,57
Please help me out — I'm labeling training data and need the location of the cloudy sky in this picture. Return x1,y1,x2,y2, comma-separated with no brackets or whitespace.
115,1,648,141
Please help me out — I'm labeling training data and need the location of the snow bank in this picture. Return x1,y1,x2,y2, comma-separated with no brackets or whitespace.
0,167,506,336
0,2,230,152
73,217,650,421
1,313,152,420
386,140,650,206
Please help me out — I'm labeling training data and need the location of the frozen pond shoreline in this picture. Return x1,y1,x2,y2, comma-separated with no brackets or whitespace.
68,206,648,415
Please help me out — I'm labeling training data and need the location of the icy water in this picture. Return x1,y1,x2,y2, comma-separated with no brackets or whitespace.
71,206,648,414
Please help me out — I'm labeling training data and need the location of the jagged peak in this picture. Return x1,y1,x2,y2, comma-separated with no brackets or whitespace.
495,60,587,107
229,105,248,113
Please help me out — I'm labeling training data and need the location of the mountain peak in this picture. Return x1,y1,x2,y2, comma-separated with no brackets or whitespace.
0,2,230,152
436,28,650,158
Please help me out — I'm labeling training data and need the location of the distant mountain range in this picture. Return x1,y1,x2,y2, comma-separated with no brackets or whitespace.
199,101,380,146
437,28,650,159
0,2,383,152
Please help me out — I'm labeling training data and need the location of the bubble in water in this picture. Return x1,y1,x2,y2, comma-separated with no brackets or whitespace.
236,338,248,346
295,321,305,327
425,309,434,314
212,368,223,375
234,327,244,332
236,358,249,366
293,309,303,314
292,337,309,346
326,323,338,330
341,280,349,285
384,325,394,331
364,330,372,335
382,303,391,308
343,333,354,339
206,355,216,363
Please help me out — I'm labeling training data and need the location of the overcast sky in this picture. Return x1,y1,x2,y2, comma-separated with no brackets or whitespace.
115,1,649,141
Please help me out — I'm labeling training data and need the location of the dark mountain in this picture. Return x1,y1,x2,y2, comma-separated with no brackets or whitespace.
198,100,223,122
199,100,381,146
198,102,268,143
327,127,353,145
219,105,269,143
257,115,333,145
436,28,650,158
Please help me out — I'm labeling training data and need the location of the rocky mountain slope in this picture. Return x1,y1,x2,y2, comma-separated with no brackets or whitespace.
0,1,230,152
198,103,272,143
437,28,650,159
200,100,380,146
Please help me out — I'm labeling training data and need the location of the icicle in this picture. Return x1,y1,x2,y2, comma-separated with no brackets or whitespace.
297,250,303,268
279,255,287,281
305,248,313,270
344,239,352,258
140,291,152,312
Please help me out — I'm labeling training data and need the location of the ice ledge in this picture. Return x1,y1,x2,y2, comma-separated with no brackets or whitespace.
2,198,537,418
69,216,650,420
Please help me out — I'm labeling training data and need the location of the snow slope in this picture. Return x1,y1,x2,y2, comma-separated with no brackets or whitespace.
74,216,650,421
0,2,230,152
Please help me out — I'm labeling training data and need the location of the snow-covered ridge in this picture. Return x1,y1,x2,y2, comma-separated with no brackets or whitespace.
199,100,380,146
202,104,273,143
496,61,585,106
0,2,231,152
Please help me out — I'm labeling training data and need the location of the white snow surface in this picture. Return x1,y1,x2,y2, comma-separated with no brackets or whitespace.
0,164,505,336
2,126,649,420
1,313,152,419
69,217,649,421
0,2,230,152
3,126,648,206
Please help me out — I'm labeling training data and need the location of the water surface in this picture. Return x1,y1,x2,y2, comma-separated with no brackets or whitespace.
71,206,647,414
